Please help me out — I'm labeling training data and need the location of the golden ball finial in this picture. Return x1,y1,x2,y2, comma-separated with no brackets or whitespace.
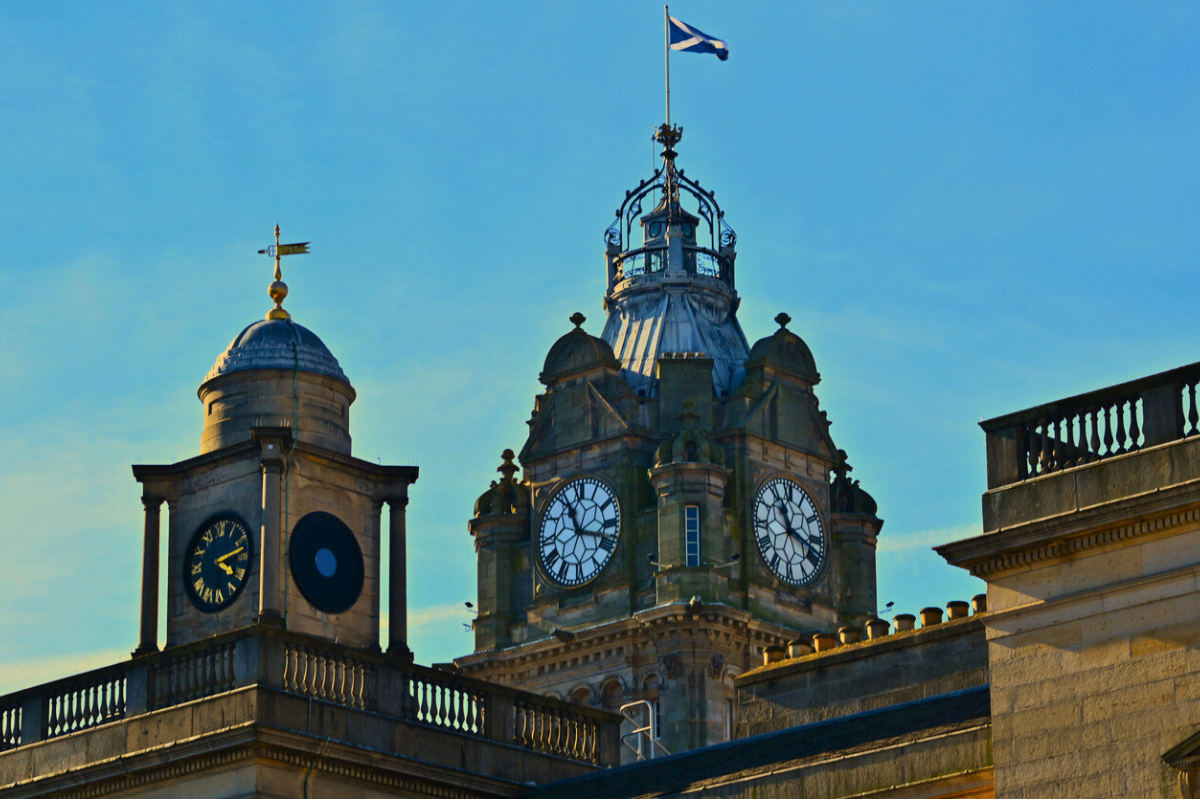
267,279,290,320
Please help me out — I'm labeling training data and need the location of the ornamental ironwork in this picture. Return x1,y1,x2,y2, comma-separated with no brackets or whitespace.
604,124,737,255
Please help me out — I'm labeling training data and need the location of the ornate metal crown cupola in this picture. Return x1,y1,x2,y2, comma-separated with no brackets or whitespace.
601,124,749,397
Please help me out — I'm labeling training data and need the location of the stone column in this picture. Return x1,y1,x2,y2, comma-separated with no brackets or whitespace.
387,495,413,661
256,456,285,627
133,496,163,656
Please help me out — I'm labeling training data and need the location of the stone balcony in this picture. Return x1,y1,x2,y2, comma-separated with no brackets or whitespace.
0,627,621,797
941,361,1200,576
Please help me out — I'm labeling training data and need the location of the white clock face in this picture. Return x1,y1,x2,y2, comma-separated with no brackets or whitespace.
538,478,620,586
753,478,826,586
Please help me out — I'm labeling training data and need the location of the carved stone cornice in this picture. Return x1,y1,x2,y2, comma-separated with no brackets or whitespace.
10,724,516,799
937,478,1200,579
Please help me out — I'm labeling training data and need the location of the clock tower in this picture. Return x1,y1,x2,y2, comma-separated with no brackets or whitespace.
131,231,418,657
456,127,884,757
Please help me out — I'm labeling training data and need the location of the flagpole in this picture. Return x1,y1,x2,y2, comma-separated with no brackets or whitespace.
664,5,670,127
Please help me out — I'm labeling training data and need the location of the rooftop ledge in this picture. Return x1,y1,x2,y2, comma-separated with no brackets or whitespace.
939,360,1200,578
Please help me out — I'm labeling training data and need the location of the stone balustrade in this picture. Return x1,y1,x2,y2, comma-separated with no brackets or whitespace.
981,361,1200,488
0,627,619,766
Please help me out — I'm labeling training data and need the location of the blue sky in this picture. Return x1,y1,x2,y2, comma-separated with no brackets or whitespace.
1,2,1198,693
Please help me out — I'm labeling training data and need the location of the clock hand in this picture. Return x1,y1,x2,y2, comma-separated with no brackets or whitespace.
215,547,244,563
777,511,810,557
214,547,245,574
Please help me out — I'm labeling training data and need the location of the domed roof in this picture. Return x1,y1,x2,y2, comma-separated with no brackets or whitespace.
745,313,819,383
540,312,620,383
203,318,349,385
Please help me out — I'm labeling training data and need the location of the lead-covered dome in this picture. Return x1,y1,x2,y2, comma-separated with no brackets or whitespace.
744,313,819,384
204,319,348,384
540,312,620,384
197,247,356,455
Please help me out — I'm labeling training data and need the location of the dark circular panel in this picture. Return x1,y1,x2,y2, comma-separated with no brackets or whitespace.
288,511,364,614
184,512,254,613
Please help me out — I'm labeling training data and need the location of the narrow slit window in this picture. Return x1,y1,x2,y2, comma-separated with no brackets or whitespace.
685,505,700,567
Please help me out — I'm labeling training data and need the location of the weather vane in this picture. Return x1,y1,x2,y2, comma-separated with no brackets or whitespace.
257,224,310,321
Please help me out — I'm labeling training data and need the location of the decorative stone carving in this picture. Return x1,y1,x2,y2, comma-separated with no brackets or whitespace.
654,401,726,467
831,468,878,516
707,654,725,679
660,654,684,680
473,449,530,517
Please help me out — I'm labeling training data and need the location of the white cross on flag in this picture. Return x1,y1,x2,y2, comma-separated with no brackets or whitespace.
668,16,729,61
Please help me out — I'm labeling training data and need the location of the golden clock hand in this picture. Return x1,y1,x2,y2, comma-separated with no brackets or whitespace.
215,547,244,563
214,547,245,574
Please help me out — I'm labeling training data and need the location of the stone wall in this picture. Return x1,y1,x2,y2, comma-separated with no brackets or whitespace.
985,521,1200,797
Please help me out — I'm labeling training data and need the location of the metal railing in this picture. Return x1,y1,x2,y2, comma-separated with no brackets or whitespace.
0,627,619,766
981,361,1200,489
613,244,732,286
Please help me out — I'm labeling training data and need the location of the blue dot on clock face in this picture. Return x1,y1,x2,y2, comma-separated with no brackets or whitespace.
315,547,337,577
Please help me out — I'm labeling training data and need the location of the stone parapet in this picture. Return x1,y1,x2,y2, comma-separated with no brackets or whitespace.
0,627,621,796
735,613,988,738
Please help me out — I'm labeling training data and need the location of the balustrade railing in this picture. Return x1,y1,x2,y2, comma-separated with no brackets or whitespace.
44,668,126,740
0,628,617,766
514,696,598,763
283,640,376,710
149,638,236,709
982,361,1200,489
397,664,486,735
0,701,20,752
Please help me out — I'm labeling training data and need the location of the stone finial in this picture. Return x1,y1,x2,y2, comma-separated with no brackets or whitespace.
893,613,916,632
946,600,970,620
497,448,519,481
473,449,529,517
775,312,791,330
920,607,944,627
763,645,786,665
838,625,862,645
570,312,586,329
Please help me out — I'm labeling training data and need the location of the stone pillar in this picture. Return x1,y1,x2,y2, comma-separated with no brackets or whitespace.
257,456,285,626
253,427,292,627
387,495,413,661
133,496,163,656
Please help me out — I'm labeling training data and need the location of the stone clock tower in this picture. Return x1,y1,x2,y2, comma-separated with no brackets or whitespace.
131,230,418,657
456,127,883,757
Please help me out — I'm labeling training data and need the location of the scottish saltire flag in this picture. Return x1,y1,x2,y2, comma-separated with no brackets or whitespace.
668,16,729,61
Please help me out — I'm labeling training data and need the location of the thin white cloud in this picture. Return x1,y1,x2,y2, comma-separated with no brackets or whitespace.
878,524,978,554
408,603,470,630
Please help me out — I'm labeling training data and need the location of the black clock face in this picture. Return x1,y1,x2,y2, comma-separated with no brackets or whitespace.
289,512,364,615
184,513,253,613
538,478,621,586
753,478,826,586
